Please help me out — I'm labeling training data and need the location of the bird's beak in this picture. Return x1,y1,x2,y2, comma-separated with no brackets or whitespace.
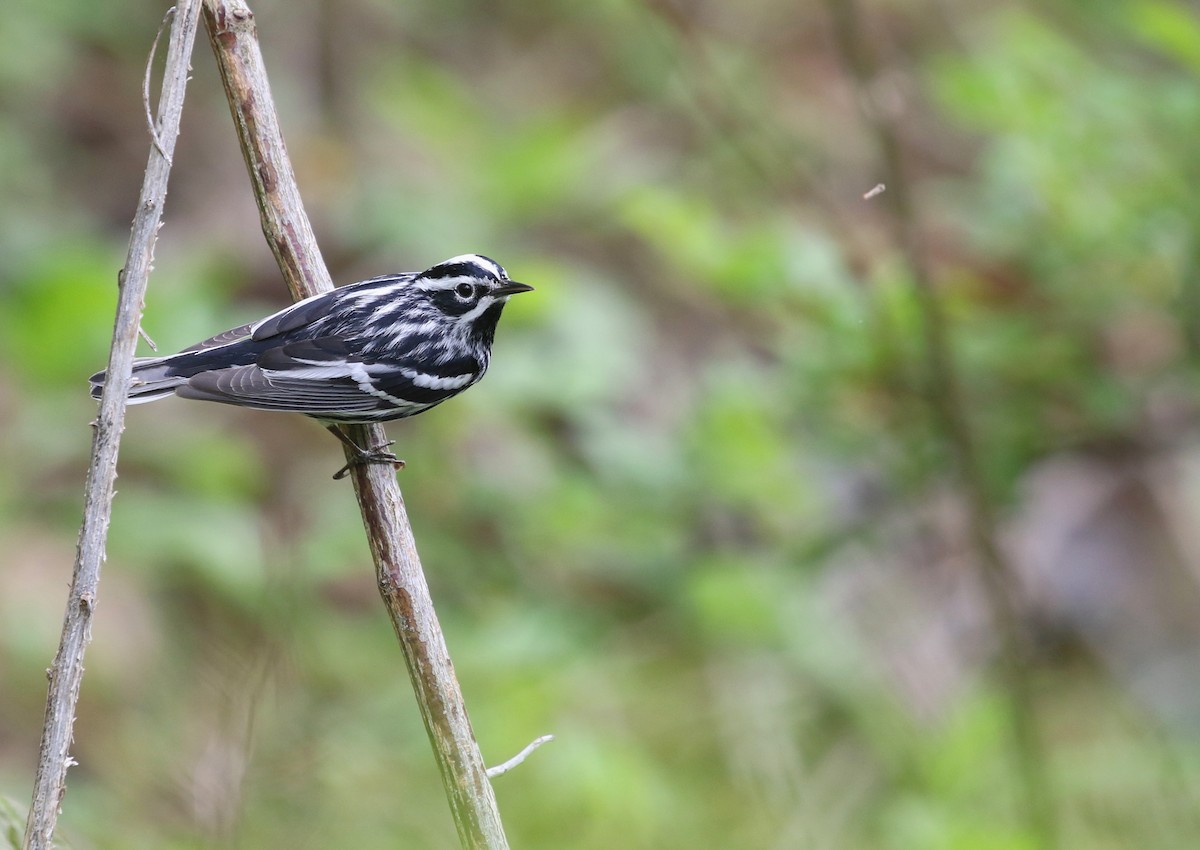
493,281,535,297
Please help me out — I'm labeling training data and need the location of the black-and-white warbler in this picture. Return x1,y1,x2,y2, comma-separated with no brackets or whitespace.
89,254,533,478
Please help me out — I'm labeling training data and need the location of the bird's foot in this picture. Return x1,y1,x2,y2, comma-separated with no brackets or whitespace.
327,425,406,480
332,442,406,480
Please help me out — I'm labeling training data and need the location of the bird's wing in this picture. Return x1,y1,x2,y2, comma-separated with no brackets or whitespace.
177,322,255,353
250,275,413,341
174,337,450,419
249,291,340,341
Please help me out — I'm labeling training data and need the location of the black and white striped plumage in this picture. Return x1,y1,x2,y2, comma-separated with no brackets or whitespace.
90,254,531,472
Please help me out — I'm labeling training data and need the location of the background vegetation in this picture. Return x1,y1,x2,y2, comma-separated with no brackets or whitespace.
4,0,1200,847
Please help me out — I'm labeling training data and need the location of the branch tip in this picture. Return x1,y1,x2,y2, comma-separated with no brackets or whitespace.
486,735,555,779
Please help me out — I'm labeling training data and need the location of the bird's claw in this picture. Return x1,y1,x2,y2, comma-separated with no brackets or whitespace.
332,441,406,480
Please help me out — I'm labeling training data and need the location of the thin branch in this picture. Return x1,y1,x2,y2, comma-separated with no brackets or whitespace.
200,2,510,848
143,5,177,167
22,3,203,849
487,735,555,779
822,2,1059,848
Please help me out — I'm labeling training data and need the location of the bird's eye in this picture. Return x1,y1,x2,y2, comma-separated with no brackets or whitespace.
454,283,475,299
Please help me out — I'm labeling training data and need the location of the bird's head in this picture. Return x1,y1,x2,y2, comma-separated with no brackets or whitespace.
413,254,533,342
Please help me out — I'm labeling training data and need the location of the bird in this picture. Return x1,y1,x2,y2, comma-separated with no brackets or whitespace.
90,254,533,479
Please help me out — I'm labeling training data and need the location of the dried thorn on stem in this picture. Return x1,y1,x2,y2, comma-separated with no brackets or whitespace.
138,327,159,351
117,269,158,351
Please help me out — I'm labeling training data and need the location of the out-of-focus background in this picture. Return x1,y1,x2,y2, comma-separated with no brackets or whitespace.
3,1,1200,847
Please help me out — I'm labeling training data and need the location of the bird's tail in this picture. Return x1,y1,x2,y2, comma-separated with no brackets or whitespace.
89,356,196,404
89,324,261,404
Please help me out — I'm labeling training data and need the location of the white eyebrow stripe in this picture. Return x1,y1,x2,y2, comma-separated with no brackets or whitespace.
418,275,479,291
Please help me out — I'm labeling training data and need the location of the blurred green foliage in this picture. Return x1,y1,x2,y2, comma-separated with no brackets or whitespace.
4,0,1200,848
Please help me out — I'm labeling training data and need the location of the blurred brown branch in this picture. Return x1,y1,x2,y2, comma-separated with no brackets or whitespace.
822,1,1059,848
21,3,204,848
200,1,510,847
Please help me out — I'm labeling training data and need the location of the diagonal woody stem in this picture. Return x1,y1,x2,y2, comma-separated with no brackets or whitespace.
201,2,510,847
22,3,204,848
